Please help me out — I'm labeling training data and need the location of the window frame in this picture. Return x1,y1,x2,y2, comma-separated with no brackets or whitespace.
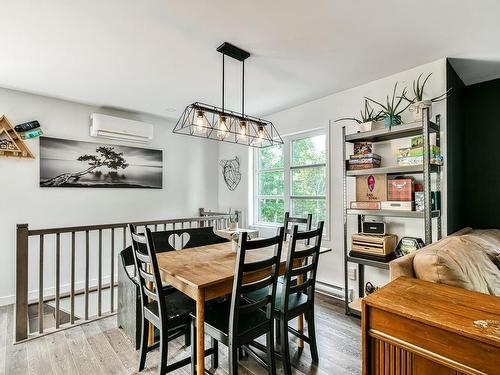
253,127,330,236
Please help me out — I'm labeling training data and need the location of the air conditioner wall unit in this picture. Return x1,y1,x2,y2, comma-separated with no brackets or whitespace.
90,113,154,143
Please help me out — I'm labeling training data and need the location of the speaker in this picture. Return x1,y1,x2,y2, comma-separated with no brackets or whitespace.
362,221,386,235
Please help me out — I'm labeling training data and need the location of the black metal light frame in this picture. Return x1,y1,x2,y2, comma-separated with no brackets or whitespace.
173,42,283,148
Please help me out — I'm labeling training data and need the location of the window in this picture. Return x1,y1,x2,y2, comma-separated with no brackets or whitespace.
254,130,328,229
256,144,285,224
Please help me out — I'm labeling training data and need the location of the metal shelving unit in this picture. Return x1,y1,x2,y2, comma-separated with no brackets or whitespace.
343,108,443,316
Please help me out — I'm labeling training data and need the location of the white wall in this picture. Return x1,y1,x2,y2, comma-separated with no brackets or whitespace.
219,58,448,298
217,143,251,228
0,88,220,305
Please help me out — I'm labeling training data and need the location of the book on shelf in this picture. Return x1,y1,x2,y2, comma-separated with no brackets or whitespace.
397,155,443,166
396,146,440,158
353,142,372,156
348,157,381,165
347,163,381,170
350,201,381,210
350,153,381,160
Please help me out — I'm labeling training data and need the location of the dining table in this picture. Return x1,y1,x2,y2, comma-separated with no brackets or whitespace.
155,240,332,375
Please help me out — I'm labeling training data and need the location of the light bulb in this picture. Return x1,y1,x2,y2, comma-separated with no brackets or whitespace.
194,110,207,135
217,115,229,139
257,125,265,139
238,120,248,142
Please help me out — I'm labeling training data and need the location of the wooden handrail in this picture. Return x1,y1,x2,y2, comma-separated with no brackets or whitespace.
27,215,229,236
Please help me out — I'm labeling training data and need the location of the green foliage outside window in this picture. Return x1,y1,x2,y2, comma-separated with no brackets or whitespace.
257,133,326,226
291,166,326,196
259,199,285,224
292,135,326,166
259,144,284,169
259,171,284,195
291,199,326,227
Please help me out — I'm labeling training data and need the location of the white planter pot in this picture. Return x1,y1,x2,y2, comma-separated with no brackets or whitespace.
410,100,432,122
229,222,238,230
358,121,384,132
358,121,373,132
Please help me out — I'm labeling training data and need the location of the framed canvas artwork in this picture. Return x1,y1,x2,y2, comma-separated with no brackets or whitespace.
40,137,163,188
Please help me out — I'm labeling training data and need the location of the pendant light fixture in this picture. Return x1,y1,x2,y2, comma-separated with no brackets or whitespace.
173,42,283,148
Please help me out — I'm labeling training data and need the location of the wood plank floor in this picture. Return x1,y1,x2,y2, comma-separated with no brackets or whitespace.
1,293,361,375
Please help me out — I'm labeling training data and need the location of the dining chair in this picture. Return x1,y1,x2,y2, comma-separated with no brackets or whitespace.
151,226,228,251
245,221,324,375
283,212,312,243
129,224,196,374
190,227,285,375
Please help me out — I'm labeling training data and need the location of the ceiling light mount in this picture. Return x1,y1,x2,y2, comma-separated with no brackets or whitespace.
173,42,283,148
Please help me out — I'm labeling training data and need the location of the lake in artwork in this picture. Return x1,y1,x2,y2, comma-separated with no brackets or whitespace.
40,137,163,188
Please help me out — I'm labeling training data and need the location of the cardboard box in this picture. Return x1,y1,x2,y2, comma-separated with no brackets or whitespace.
388,178,414,201
396,146,440,158
355,174,387,202
352,234,398,256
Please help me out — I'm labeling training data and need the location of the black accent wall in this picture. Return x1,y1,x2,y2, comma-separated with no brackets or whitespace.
447,59,500,230
463,77,500,228
446,61,466,234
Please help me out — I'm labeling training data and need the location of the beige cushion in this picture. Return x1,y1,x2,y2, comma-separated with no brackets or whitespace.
462,229,500,268
413,236,500,295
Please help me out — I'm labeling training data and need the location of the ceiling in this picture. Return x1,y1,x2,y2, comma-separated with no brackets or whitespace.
1,1,500,119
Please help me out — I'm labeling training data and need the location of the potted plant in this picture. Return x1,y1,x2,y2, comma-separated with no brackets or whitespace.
402,73,451,121
335,100,384,132
229,216,238,230
365,82,412,129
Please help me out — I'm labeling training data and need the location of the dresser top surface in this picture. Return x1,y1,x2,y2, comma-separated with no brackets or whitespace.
363,277,500,348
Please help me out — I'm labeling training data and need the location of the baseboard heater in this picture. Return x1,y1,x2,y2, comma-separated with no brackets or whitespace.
316,280,353,302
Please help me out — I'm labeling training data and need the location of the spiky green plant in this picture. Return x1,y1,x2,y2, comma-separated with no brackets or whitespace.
335,100,384,124
365,82,412,126
402,73,451,103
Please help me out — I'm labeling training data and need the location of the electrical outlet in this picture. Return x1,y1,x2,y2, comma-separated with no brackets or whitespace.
348,267,357,280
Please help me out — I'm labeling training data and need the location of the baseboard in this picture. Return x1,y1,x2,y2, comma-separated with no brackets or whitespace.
316,280,352,301
0,275,118,307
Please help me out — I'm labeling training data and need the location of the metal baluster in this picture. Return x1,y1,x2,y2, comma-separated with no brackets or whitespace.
98,229,102,317
38,235,44,334
85,230,89,320
181,222,185,248
70,232,75,324
110,228,115,313
55,233,60,328
123,226,127,249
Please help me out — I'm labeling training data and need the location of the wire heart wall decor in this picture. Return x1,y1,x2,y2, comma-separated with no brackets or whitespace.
220,156,241,191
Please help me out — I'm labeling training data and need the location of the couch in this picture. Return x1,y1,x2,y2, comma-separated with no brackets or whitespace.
390,227,500,296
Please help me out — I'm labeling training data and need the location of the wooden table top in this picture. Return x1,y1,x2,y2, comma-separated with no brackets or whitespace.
156,241,331,289
363,277,500,348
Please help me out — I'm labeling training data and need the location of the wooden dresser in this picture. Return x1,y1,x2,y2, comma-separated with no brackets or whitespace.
362,277,500,375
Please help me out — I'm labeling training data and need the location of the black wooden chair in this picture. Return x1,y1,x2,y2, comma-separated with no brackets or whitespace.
190,227,285,375
118,245,180,349
129,224,196,374
245,221,324,375
118,226,228,348
283,212,312,243
152,226,228,251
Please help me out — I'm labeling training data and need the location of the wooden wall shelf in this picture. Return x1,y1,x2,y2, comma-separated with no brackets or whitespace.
0,115,35,159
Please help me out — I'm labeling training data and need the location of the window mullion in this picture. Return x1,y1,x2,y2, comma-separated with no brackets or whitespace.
283,138,291,214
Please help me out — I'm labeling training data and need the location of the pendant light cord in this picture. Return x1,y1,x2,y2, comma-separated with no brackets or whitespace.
242,59,245,117
222,53,225,112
